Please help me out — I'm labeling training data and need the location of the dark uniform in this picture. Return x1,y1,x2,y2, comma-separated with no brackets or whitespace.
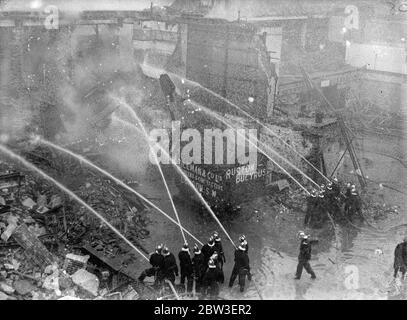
243,241,249,253
202,261,224,298
178,246,193,293
344,183,352,215
326,184,340,218
229,246,251,292
213,233,226,270
210,252,225,284
162,250,179,284
201,238,216,267
313,194,326,227
393,239,407,279
304,192,318,226
345,184,352,198
192,247,206,292
331,179,341,198
239,235,249,254
350,190,362,219
295,237,318,279
138,247,164,285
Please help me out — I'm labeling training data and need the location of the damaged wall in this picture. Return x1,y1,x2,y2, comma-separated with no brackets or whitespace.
259,121,343,185
260,124,312,182
280,18,347,76
186,22,269,118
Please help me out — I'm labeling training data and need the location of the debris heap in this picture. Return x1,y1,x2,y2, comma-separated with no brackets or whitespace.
0,155,151,300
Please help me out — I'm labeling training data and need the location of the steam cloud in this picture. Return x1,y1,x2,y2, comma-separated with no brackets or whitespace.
0,1,174,176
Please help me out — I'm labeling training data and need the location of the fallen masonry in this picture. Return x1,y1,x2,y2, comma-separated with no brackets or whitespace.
0,156,158,300
71,269,99,296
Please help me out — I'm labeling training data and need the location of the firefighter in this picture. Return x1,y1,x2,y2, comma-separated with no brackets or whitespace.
295,232,318,280
304,189,318,226
345,183,353,198
178,243,193,293
350,186,363,219
326,182,340,218
202,259,224,299
201,236,216,267
192,244,205,292
162,247,179,285
239,235,249,253
210,251,225,284
331,177,341,198
229,242,251,292
326,182,333,192
393,236,407,280
138,244,164,285
313,191,326,227
213,231,226,270
344,183,352,214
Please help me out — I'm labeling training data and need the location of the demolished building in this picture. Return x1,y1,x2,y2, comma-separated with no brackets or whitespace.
0,0,374,208
0,0,404,301
132,1,374,206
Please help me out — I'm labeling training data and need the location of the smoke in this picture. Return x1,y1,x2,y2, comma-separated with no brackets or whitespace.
0,98,33,140
51,24,157,176
101,126,151,177
0,4,161,176
0,0,174,177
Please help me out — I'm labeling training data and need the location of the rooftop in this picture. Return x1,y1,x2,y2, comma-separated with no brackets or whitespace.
171,0,385,21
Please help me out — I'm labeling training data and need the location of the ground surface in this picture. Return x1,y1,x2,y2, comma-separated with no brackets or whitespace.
125,132,407,300
2,120,406,300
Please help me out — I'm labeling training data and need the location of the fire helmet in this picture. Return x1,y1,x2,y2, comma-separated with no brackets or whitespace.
193,244,201,254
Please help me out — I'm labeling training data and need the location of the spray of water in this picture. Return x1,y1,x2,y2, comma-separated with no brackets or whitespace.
140,62,314,193
186,100,320,190
111,103,237,249
116,99,187,244
206,91,330,184
255,53,330,184
193,82,329,183
35,137,203,246
0,144,149,262
140,62,330,184
184,100,311,195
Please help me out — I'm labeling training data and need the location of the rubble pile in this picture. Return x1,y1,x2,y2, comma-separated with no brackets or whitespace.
0,156,152,300
363,199,400,221
344,98,405,137
76,175,151,238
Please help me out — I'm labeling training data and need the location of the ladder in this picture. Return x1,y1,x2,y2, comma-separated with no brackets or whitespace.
300,67,367,189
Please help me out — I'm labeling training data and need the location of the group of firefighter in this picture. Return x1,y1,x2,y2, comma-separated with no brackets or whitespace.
137,177,367,297
138,232,251,298
304,177,363,227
